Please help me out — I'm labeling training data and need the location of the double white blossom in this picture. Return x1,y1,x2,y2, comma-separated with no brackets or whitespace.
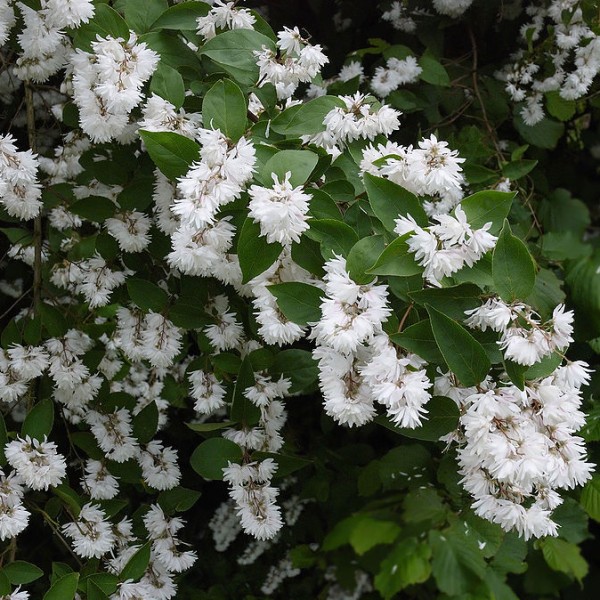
395,207,497,286
70,32,159,141
466,299,574,366
255,26,328,100
0,134,42,221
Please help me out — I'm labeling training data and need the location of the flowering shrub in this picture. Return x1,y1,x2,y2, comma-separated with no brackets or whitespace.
1,0,600,598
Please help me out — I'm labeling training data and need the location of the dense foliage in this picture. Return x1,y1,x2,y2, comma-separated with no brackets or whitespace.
1,0,600,598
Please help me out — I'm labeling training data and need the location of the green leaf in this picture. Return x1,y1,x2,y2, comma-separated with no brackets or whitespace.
546,91,576,121
514,114,564,149
367,233,423,277
375,539,432,600
404,488,446,523
3,561,43,585
140,30,202,72
251,451,312,478
126,278,169,312
375,396,459,441
87,581,109,600
190,437,243,480
502,159,537,180
391,320,444,364
52,483,83,517
580,476,600,522
150,63,185,109
305,219,359,258
120,542,151,582
539,188,590,235
460,190,515,235
72,5,129,50
409,284,481,320
43,572,79,600
504,359,526,390
0,227,32,245
364,172,428,230
22,399,54,441
526,269,566,319
429,527,487,596
168,302,210,329
268,282,324,326
187,421,235,433
291,236,325,276
151,1,210,30
211,352,241,374
157,486,202,514
202,79,248,142
463,163,498,185
419,49,450,86
123,0,168,33
270,95,345,136
427,305,490,386
540,231,590,261
230,357,260,426
540,538,588,582
346,235,386,284
70,196,116,223
40,304,69,337
553,498,589,544
349,517,401,556
237,218,283,283
492,220,536,302
259,150,318,188
84,573,119,597
1,319,21,348
271,349,318,394
132,401,159,445
139,130,200,180
199,29,276,86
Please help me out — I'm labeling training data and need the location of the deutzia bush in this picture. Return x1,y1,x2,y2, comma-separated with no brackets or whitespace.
1,0,600,598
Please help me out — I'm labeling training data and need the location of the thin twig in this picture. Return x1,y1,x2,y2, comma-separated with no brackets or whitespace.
0,286,33,321
468,27,504,162
397,302,414,333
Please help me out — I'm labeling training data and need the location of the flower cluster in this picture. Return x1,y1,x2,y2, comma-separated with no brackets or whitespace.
223,459,283,541
311,93,400,157
196,0,256,41
447,361,593,539
496,0,600,124
70,32,159,141
371,56,423,97
395,207,497,286
361,135,466,214
0,134,42,221
248,172,311,246
255,26,328,99
466,298,574,366
310,255,432,428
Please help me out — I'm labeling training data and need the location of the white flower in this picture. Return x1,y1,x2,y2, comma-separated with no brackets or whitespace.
105,211,152,253
196,0,256,40
82,460,119,500
139,441,181,491
189,370,227,414
63,503,116,559
0,134,42,221
432,0,474,18
5,436,66,491
248,172,311,246
87,409,139,463
223,459,283,540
